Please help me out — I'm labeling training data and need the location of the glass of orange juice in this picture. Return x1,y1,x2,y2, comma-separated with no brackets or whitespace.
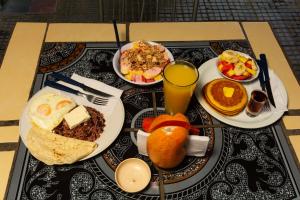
163,60,199,115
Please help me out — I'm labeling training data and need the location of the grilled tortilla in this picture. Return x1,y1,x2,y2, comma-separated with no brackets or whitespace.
27,126,97,165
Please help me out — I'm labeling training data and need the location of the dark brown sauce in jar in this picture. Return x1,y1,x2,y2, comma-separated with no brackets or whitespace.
246,90,267,117
252,91,267,102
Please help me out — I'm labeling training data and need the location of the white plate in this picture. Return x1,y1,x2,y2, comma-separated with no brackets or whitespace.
217,51,260,83
195,58,288,129
19,86,125,160
112,41,174,86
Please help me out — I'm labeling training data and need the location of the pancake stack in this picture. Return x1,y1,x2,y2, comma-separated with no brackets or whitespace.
203,78,248,116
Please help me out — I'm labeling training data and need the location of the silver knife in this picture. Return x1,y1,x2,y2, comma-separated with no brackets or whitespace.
260,54,276,107
51,72,113,98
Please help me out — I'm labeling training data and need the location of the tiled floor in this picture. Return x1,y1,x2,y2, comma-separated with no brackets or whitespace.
0,0,299,81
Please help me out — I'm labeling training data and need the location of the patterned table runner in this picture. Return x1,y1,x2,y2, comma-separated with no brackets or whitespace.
7,41,300,199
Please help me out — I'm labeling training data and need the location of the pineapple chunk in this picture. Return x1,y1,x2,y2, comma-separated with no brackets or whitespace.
120,64,130,74
245,67,256,75
125,72,132,80
238,55,248,63
133,42,139,49
226,69,235,77
218,63,223,71
135,70,144,75
243,71,251,76
154,74,163,81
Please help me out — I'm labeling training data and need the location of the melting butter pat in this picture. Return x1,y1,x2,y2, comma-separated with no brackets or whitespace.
64,105,91,129
223,87,235,98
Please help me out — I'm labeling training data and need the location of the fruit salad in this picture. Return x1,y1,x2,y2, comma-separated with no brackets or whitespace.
120,41,171,83
217,50,258,81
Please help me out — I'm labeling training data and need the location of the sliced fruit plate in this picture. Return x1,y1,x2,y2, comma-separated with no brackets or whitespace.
112,41,174,86
217,50,260,82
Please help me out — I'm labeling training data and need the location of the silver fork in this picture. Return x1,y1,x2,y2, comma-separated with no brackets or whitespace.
45,80,109,106
77,92,108,106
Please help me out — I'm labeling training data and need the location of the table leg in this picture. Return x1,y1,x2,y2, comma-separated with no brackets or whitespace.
98,0,104,22
121,0,125,22
172,0,176,21
192,0,199,21
139,0,145,21
156,0,159,21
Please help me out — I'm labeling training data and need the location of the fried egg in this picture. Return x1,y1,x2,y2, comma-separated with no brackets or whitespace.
29,92,76,131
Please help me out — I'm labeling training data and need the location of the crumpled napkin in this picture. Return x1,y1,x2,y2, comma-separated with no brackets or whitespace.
137,130,210,157
57,73,123,117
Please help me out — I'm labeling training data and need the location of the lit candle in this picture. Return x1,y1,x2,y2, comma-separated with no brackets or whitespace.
115,158,151,193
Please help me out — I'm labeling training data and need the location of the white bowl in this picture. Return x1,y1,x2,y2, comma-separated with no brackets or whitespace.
217,50,260,83
112,41,174,86
115,158,151,193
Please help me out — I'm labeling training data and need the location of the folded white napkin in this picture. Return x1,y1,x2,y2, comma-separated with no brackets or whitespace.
71,74,123,98
269,70,288,113
137,130,210,157
57,73,123,117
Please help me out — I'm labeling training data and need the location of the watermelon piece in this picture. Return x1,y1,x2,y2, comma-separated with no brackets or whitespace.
232,75,248,80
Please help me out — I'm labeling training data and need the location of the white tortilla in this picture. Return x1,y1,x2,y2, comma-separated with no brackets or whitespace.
26,126,97,165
